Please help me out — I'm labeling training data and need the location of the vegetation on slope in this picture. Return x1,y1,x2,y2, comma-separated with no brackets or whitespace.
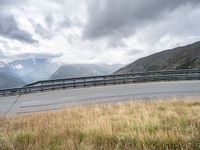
114,41,200,74
0,97,200,150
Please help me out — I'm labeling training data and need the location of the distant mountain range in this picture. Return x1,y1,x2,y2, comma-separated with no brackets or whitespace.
6,59,122,82
0,59,122,89
0,58,59,89
114,41,200,74
6,58,59,83
50,64,122,80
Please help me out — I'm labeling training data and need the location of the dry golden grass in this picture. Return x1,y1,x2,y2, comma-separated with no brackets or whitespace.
0,97,200,150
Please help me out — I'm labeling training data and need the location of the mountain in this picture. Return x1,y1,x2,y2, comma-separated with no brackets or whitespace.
6,58,59,83
50,64,122,80
114,41,200,74
0,66,26,89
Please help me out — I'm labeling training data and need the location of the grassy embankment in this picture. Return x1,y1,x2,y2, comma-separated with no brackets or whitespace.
0,97,200,150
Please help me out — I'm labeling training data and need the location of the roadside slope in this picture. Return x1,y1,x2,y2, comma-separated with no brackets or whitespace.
114,41,200,74
1,97,200,149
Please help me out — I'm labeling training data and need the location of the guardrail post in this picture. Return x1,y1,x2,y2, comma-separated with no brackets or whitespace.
113,76,116,84
84,78,86,87
52,81,55,90
63,80,65,89
19,89,21,95
94,77,96,86
41,82,43,91
73,80,75,88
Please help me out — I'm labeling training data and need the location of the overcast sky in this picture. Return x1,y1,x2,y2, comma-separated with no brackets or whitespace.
0,0,200,64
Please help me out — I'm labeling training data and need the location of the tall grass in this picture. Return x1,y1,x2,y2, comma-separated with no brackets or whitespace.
0,97,200,150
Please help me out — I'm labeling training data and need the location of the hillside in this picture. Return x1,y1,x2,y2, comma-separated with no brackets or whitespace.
114,41,200,74
0,67,26,89
50,64,122,79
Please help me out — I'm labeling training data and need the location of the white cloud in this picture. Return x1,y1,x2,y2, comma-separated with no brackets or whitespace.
0,0,200,65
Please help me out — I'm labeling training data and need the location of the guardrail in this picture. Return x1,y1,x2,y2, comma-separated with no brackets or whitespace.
0,69,200,96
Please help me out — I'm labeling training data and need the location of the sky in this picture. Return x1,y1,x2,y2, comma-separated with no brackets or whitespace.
0,0,200,65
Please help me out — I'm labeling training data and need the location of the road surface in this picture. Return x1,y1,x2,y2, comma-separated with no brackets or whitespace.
0,80,200,115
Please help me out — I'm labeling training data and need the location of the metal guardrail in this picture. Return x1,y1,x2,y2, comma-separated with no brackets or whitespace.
0,69,200,96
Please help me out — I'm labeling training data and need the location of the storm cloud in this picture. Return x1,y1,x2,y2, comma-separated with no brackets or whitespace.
84,0,200,39
0,13,38,44
0,0,200,65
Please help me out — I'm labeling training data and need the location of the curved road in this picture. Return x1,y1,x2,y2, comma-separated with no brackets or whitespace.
0,80,200,115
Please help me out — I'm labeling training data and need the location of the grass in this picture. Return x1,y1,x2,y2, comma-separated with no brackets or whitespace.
0,97,200,150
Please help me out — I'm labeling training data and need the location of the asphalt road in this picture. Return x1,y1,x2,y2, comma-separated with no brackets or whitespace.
0,80,200,116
